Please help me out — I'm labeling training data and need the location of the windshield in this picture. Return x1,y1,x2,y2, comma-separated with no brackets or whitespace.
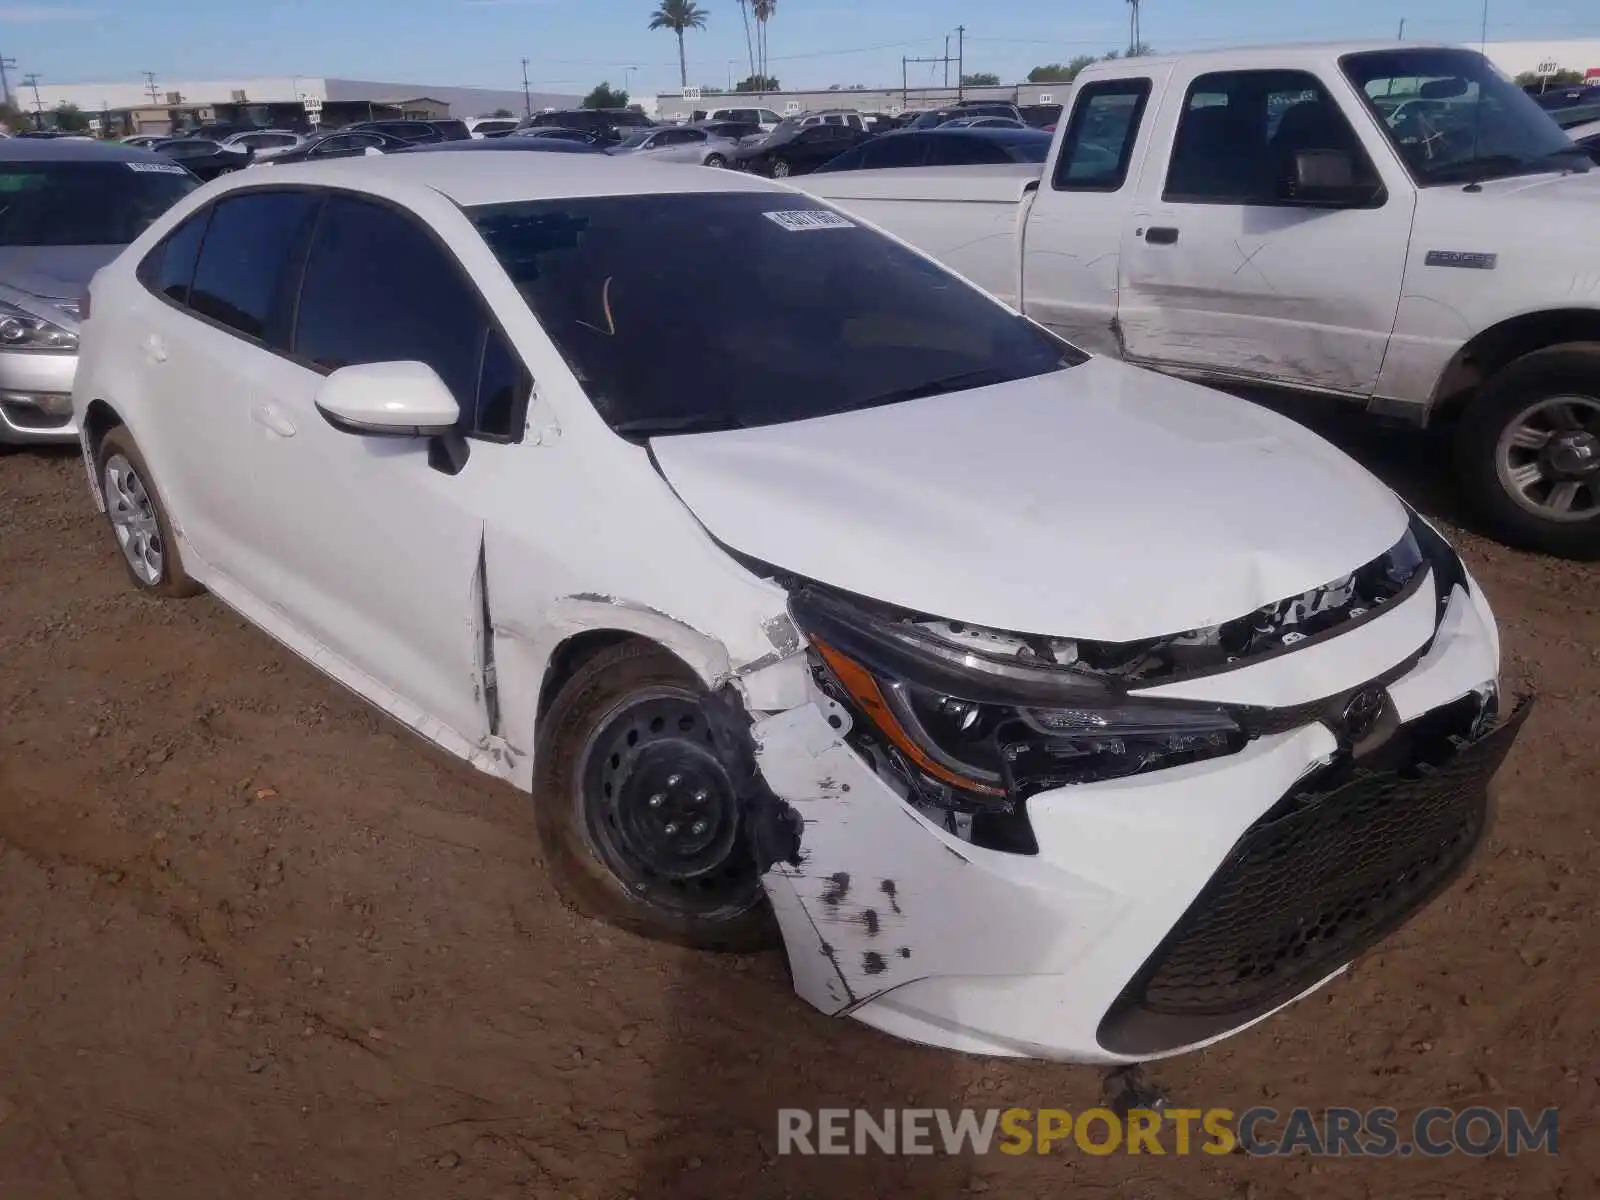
470,192,1081,437
1341,48,1589,184
0,160,197,247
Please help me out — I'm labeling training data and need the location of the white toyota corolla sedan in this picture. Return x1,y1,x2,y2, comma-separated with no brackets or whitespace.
72,154,1531,1063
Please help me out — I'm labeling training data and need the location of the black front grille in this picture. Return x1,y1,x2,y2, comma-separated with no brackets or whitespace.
1098,694,1534,1057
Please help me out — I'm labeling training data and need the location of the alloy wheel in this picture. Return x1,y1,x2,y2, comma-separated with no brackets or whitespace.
1495,394,1600,522
103,453,164,585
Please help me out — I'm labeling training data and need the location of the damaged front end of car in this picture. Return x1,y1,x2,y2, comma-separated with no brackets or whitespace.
733,507,1534,1061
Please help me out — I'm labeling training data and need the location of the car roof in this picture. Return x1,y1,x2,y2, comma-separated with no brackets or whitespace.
216,152,787,206
881,126,1048,140
0,137,178,164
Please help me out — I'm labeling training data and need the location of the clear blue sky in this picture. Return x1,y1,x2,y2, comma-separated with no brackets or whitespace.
3,0,1597,98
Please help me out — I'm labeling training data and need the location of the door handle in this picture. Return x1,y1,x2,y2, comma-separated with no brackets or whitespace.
1143,226,1180,245
143,334,168,363
249,404,297,438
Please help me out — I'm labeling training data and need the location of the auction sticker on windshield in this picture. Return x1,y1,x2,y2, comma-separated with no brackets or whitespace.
763,209,856,232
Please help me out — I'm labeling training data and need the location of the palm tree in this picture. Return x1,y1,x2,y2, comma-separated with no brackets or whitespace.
649,0,709,90
752,0,777,93
736,0,757,89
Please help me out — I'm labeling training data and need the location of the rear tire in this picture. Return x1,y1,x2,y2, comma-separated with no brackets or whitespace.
532,640,776,952
95,426,203,597
1454,342,1600,560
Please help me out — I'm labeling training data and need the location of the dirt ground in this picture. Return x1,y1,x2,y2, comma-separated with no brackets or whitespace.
1,416,1596,1200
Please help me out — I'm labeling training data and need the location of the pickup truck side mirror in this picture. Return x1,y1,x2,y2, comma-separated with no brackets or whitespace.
1286,149,1380,207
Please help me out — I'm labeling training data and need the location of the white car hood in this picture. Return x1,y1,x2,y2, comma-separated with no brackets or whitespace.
650,357,1410,643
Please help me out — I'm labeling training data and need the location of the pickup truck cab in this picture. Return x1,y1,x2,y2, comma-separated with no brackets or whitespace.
800,42,1600,558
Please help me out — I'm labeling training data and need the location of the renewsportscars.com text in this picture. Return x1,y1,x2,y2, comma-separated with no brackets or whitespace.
777,1106,1559,1157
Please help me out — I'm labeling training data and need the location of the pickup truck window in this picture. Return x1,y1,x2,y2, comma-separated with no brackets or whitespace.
1051,79,1151,191
469,192,1082,438
1341,48,1590,185
1164,69,1381,205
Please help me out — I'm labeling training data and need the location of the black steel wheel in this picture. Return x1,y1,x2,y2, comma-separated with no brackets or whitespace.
533,639,775,950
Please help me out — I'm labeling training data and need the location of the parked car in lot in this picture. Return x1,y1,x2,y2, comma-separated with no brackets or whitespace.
401,137,607,156
71,151,1529,1064
1019,102,1064,129
344,118,471,143
695,120,768,144
220,129,306,159
730,121,870,177
120,134,168,150
812,127,1053,173
697,105,784,132
941,115,1028,129
466,116,521,139
516,108,655,147
610,125,743,167
801,43,1600,557
511,127,607,147
253,129,414,165
909,101,1025,128
150,137,254,180
0,138,195,445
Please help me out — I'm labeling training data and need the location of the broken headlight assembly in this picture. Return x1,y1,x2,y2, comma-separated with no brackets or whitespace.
790,588,1247,852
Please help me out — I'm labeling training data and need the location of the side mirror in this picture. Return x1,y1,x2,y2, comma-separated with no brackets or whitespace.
1287,149,1378,206
314,361,459,437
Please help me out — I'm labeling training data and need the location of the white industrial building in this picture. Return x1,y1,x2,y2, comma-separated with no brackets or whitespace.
18,76,580,135
1482,38,1600,81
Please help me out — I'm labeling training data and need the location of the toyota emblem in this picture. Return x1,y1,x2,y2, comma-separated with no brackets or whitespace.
1342,687,1386,740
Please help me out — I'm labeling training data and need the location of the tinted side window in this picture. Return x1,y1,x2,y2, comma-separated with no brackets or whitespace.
292,197,525,438
928,136,1010,166
1165,70,1379,205
1051,79,1151,191
865,135,931,168
188,191,321,343
137,206,212,306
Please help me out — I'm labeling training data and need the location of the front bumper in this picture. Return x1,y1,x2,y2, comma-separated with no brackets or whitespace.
0,349,78,444
753,568,1524,1063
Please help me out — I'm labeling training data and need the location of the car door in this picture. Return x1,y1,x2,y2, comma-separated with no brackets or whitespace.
240,192,531,744
653,128,707,163
1114,66,1414,396
1018,73,1167,355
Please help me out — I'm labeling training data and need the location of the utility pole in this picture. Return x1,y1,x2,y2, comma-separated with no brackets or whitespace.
943,36,950,87
1397,18,1406,39
904,51,954,105
143,71,160,105
956,25,965,98
0,55,15,109
520,57,532,116
22,72,42,128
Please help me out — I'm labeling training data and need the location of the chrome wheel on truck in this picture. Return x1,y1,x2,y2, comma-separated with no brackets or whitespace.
1457,343,1600,560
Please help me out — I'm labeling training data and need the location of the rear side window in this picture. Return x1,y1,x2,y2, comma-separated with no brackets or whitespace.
187,191,321,343
1051,79,1151,191
927,136,1011,166
864,135,931,168
292,196,527,439
137,205,212,305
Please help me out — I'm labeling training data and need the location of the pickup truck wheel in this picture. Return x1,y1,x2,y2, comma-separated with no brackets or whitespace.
532,640,777,952
1456,343,1600,559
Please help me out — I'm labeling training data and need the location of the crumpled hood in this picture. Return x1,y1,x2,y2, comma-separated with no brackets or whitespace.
0,245,121,303
650,357,1410,643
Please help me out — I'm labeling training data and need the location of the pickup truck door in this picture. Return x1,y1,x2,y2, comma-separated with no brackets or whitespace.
1114,65,1415,396
1019,67,1174,357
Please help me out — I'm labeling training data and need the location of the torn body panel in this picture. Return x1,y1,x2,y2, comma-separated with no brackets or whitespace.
752,580,1506,1062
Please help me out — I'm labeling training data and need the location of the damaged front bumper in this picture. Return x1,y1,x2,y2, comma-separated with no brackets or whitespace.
746,562,1529,1063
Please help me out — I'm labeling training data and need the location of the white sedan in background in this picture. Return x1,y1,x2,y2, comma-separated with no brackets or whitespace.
609,125,742,167
72,153,1529,1064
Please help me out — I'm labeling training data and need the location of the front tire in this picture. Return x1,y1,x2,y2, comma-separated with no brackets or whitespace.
532,640,776,951
1455,342,1600,559
771,157,792,178
96,426,203,597
704,152,726,168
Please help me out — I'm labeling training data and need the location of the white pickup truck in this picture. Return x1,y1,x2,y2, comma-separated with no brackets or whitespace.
800,42,1600,558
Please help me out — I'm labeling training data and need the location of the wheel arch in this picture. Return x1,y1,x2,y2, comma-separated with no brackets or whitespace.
80,398,124,456
1431,308,1600,422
